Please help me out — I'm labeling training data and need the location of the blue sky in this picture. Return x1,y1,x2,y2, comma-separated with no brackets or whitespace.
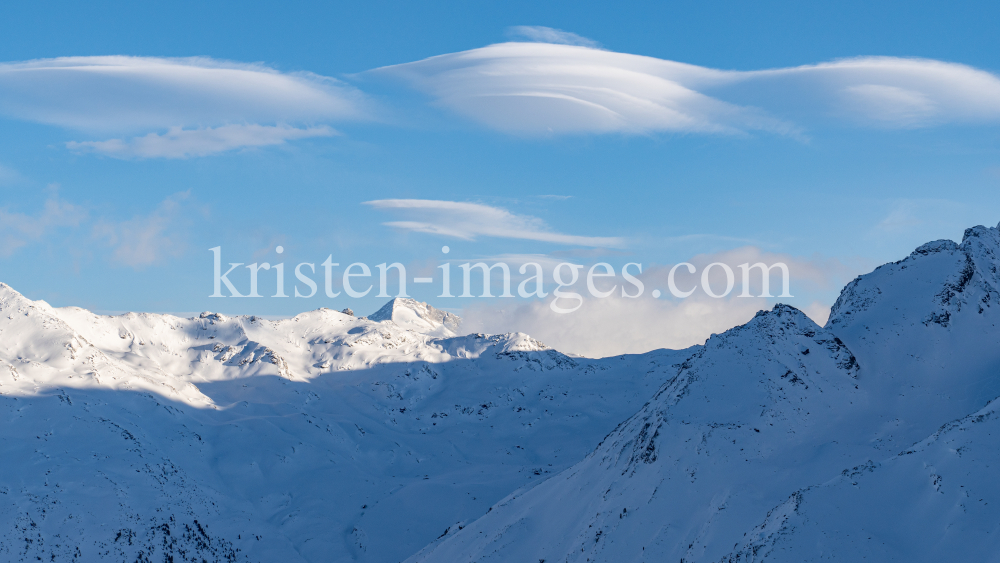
1,1,999,355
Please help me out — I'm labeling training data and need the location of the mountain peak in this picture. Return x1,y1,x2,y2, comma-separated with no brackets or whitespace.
369,297,462,337
910,239,959,257
827,221,1000,332
961,222,1000,245
0,281,29,303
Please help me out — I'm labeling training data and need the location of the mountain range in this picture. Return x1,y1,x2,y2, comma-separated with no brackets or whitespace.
2,223,1000,562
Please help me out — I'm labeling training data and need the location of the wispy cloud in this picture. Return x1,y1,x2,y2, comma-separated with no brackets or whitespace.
505,26,601,48
659,233,763,246
67,124,335,159
0,163,21,186
92,192,200,267
0,56,366,157
372,41,1000,135
0,188,202,268
871,198,980,243
647,246,862,295
0,187,87,257
364,199,624,247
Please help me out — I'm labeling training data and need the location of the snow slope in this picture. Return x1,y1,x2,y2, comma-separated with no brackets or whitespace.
725,395,1000,562
368,298,461,338
408,223,1000,563
0,286,688,562
4,222,1000,563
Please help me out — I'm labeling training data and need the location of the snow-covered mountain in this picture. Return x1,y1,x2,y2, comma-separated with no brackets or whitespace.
408,223,1000,563
368,298,462,338
3,222,1000,562
0,285,686,562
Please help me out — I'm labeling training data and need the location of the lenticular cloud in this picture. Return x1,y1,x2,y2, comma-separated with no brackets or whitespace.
4,47,1000,154
0,56,366,132
372,42,1000,135
370,43,772,135
364,198,625,247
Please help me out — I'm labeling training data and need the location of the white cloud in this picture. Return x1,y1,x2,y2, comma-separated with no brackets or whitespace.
751,57,1000,127
0,189,203,267
0,163,20,186
668,246,859,292
66,124,334,159
372,41,1000,135
505,26,601,48
462,292,766,357
0,56,365,157
839,84,934,126
459,246,857,357
364,199,624,247
802,301,832,326
92,192,198,268
0,56,365,131
371,42,784,135
872,198,978,242
0,188,87,257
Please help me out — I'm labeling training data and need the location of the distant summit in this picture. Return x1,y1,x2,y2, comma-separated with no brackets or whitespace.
369,297,462,337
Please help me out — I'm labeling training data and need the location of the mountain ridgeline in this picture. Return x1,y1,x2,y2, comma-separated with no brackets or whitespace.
410,223,1000,562
2,223,1000,562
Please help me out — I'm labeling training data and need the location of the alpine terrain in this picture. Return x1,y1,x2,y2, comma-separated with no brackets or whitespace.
411,224,1000,563
3,223,1000,562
